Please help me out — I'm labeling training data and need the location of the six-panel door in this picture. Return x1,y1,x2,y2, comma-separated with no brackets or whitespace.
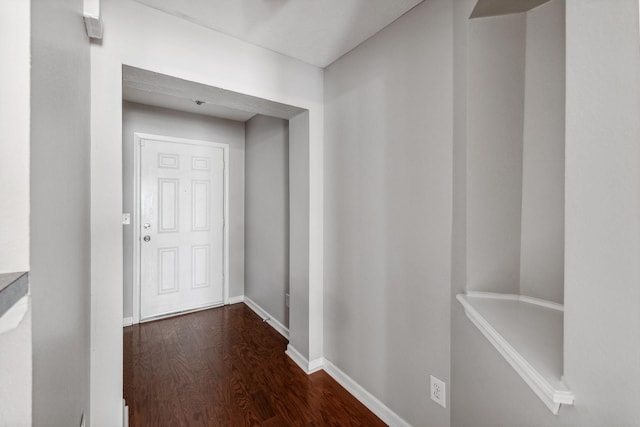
140,137,225,319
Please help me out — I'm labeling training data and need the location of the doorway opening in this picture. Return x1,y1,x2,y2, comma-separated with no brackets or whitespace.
120,65,312,416
121,65,308,325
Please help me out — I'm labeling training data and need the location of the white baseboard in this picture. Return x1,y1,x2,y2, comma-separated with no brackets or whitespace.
243,297,289,340
226,295,245,305
323,359,411,427
122,317,134,327
123,399,129,427
285,344,323,374
308,356,325,373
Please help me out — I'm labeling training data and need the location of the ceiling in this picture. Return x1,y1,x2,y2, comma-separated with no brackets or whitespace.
123,66,306,122
123,86,258,122
132,0,424,68
470,0,551,18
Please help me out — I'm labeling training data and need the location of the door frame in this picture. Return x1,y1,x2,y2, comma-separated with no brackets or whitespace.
132,132,230,324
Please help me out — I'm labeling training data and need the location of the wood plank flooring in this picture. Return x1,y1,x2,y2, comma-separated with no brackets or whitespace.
123,303,387,426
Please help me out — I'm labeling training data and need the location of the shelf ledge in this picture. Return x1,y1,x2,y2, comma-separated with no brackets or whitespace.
0,272,29,335
457,291,574,414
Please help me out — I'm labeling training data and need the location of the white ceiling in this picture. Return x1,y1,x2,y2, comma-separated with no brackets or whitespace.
123,86,258,122
122,66,306,122
470,0,551,18
132,0,424,68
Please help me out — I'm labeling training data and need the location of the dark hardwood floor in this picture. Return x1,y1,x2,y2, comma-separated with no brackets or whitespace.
123,303,387,426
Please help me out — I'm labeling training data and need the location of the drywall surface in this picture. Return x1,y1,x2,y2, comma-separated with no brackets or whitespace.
0,303,32,425
324,0,453,425
450,0,477,424
31,0,91,425
0,1,31,423
90,0,323,422
520,0,565,303
563,0,640,423
466,13,526,295
288,111,312,360
245,115,289,327
0,0,30,273
122,102,246,318
452,1,640,426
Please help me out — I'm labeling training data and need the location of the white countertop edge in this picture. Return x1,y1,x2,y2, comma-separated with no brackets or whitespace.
465,291,564,312
457,293,574,414
0,294,29,335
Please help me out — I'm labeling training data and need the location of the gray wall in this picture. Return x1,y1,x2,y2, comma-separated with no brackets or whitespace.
466,13,526,295
323,0,453,425
0,0,30,273
122,102,246,318
466,2,565,302
30,0,91,425
288,111,310,358
451,0,475,421
563,0,640,424
520,0,565,303
452,1,640,426
244,114,289,327
0,0,31,423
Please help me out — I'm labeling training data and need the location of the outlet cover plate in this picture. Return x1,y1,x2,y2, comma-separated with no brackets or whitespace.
430,375,446,408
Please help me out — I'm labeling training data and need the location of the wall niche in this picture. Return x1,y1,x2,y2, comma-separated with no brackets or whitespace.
458,0,573,414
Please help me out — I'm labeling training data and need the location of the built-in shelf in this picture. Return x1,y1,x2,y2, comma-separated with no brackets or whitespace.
457,291,574,414
0,272,29,334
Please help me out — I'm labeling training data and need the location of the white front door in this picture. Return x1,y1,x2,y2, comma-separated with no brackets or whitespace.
138,134,227,320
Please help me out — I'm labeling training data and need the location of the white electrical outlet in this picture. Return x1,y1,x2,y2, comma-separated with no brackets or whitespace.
430,375,446,408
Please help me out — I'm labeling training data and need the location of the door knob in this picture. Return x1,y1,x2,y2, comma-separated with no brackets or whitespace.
143,235,151,242
144,223,151,229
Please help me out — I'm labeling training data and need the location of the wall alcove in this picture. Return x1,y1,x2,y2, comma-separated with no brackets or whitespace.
458,0,573,414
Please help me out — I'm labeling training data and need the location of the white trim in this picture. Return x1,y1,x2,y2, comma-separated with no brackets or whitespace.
244,297,289,340
132,134,141,324
122,399,128,427
323,359,411,427
308,356,324,373
285,344,323,374
139,302,224,323
83,14,103,40
457,294,574,414
132,133,230,323
226,295,245,305
222,144,230,306
465,291,564,311
122,317,133,327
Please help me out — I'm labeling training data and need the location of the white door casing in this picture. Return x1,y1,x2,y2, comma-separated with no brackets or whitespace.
133,133,229,322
